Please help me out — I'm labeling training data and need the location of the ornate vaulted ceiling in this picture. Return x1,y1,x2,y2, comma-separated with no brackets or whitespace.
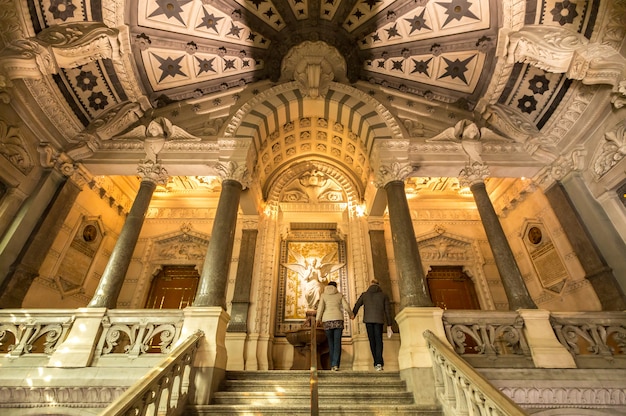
1,0,623,203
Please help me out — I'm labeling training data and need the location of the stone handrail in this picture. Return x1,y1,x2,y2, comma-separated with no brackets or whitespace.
424,329,528,416
100,330,203,416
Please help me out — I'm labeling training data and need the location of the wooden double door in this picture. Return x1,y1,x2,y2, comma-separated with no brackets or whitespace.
145,265,199,309
426,266,480,310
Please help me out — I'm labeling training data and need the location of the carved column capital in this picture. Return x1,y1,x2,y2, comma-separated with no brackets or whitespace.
458,162,490,188
536,148,587,189
137,160,168,185
214,160,250,189
374,162,416,188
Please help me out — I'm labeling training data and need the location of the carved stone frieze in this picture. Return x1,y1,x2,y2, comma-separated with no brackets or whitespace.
593,119,626,178
501,386,626,409
23,78,82,140
0,120,33,175
535,147,587,188
483,104,539,143
75,102,144,143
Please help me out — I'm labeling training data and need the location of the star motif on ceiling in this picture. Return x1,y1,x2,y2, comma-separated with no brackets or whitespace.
377,60,385,68
149,0,193,25
371,33,381,42
224,59,237,70
227,23,243,37
248,0,267,10
436,0,479,28
196,57,216,75
391,60,404,71
411,58,432,76
154,54,187,82
196,9,222,32
248,33,257,42
265,8,275,19
353,9,364,20
405,10,431,34
363,0,382,11
550,0,578,25
385,24,400,39
438,55,475,84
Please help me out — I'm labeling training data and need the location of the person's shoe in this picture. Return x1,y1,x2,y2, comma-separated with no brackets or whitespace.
375,364,383,371
331,366,339,371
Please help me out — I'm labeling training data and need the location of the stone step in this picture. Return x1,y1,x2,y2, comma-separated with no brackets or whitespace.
189,404,443,415
212,390,415,405
189,370,443,415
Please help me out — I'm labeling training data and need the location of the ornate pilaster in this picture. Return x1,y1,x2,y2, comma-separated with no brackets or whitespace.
0,159,84,307
194,162,249,308
459,164,536,310
227,216,259,333
375,162,433,308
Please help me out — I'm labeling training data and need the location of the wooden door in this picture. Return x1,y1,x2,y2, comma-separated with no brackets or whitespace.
427,266,480,310
145,265,199,309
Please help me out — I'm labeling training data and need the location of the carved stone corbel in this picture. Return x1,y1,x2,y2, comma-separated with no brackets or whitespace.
0,22,120,82
506,25,626,91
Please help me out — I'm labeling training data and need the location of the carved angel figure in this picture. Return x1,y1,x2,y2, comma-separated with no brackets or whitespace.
282,248,344,310
114,116,201,163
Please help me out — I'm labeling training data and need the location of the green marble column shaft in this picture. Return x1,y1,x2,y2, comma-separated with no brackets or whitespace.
470,181,536,310
194,179,243,308
88,179,157,308
384,180,433,308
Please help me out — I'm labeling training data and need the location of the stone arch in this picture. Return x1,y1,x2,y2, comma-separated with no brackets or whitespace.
264,158,362,206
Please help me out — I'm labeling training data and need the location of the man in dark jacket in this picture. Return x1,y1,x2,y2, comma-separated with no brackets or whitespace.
352,279,393,371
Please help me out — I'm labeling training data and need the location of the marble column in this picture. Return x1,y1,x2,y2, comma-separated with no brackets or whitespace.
0,166,84,307
460,164,536,310
194,162,248,309
88,161,167,308
545,180,626,310
376,163,432,308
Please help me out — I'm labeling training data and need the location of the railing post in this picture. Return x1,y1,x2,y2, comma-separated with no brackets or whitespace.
308,310,319,416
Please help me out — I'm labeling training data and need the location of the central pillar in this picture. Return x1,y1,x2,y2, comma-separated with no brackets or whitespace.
460,164,536,310
376,163,432,308
194,161,249,309
88,161,168,308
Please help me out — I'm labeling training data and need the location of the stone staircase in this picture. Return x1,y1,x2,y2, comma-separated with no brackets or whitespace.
187,370,443,415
